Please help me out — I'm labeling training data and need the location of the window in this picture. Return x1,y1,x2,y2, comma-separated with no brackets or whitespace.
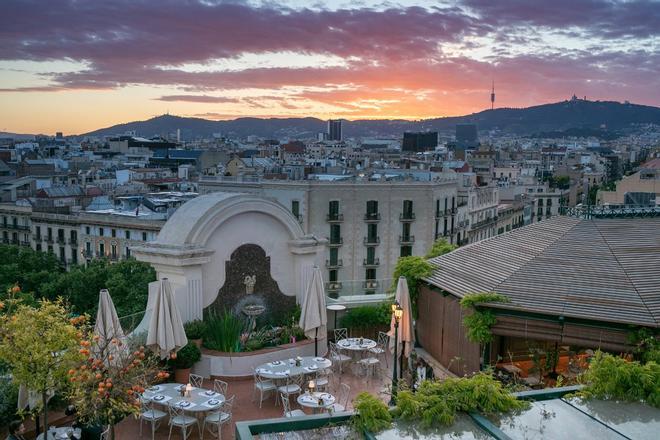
59,247,65,262
367,224,378,242
291,200,300,219
328,269,338,282
330,224,341,244
111,229,116,238
48,245,53,253
2,216,6,227
71,251,77,264
99,227,104,237
366,246,376,264
125,247,131,258
328,200,340,220
70,230,77,244
443,218,448,235
538,199,544,207
36,226,41,239
85,242,91,254
99,242,105,256
329,248,339,265
125,230,131,240
85,226,90,234
142,232,147,241
36,243,42,252
366,268,376,280
400,246,412,257
58,229,64,242
111,244,117,258
12,217,17,227
402,222,411,239
366,200,378,219
451,196,455,210
402,200,414,219
47,227,52,240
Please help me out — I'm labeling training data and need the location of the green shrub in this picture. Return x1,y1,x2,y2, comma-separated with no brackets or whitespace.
0,378,19,428
339,304,391,332
352,392,392,433
460,292,509,344
394,372,527,428
391,256,433,316
203,310,244,352
184,319,206,340
426,239,458,258
169,342,201,370
580,351,660,407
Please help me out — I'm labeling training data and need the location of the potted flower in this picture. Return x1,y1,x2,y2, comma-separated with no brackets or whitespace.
183,320,206,348
169,342,201,384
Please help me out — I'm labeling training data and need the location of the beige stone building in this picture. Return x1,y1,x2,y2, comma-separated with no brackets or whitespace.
598,158,659,206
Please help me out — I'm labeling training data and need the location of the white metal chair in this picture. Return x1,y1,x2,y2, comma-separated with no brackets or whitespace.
277,374,303,403
357,356,380,379
329,341,351,374
189,373,204,388
328,383,351,413
213,379,228,396
202,394,235,440
281,392,305,418
100,426,111,440
314,369,331,391
334,327,348,342
252,370,276,408
139,399,167,440
369,331,390,367
167,404,200,440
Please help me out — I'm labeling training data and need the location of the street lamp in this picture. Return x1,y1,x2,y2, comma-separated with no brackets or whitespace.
389,301,403,406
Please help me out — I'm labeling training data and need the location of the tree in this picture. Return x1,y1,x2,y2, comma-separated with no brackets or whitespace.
426,238,458,259
0,297,84,433
391,256,432,316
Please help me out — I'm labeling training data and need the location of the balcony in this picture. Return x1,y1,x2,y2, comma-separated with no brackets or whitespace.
325,259,343,268
399,235,415,244
69,239,78,246
363,280,379,289
57,237,66,245
328,237,343,247
326,213,344,222
46,236,54,244
435,210,451,219
13,224,30,231
82,250,94,258
399,212,416,222
325,282,343,291
363,236,380,245
363,213,381,222
363,257,380,267
1,238,8,244
471,216,498,230
20,241,30,247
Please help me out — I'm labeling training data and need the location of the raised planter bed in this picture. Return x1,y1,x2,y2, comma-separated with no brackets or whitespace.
192,337,328,379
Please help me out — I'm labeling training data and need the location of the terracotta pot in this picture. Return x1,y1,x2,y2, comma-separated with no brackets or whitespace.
174,368,191,384
191,339,202,348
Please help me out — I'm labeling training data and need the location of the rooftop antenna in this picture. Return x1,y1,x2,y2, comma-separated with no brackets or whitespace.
490,80,495,110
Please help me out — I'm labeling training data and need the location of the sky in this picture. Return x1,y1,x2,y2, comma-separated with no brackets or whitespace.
0,0,659,135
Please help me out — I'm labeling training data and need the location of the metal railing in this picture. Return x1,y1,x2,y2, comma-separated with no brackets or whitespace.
326,213,344,222
399,235,415,244
325,259,343,268
328,237,343,246
324,278,393,302
560,204,659,219
363,236,380,245
399,212,416,221
364,213,381,222
363,257,380,266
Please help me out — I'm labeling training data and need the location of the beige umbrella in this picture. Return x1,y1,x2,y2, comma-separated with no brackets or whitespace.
94,289,128,366
299,266,327,357
146,279,188,360
389,276,415,374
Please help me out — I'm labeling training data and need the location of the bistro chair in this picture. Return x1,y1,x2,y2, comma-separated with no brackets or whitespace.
328,383,351,413
333,327,348,342
202,394,235,440
369,331,390,367
213,378,228,396
357,355,380,379
252,369,276,408
167,404,200,440
281,392,305,418
277,374,303,404
139,399,167,440
100,426,111,440
313,368,331,392
189,373,204,388
329,341,351,374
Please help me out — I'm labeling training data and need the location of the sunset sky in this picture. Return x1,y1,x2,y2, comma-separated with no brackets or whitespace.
1,0,659,135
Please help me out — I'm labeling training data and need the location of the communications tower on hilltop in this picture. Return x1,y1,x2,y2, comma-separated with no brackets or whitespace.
490,80,495,110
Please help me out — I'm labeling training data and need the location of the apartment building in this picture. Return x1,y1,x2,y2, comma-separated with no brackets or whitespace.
199,176,458,292
0,204,31,247
31,211,81,265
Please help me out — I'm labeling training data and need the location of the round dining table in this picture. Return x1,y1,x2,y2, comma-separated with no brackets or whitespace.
336,337,377,351
297,391,336,412
37,427,81,440
142,382,225,413
255,356,332,380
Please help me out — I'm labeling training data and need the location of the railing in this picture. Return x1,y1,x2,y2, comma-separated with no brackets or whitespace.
46,236,54,243
363,280,379,289
57,237,66,245
69,239,78,246
399,212,416,221
325,281,343,291
363,257,380,267
363,213,381,222
82,250,94,258
560,204,660,219
118,310,146,335
325,278,393,302
326,213,344,222
325,259,343,268
471,216,498,230
399,235,415,244
363,236,380,245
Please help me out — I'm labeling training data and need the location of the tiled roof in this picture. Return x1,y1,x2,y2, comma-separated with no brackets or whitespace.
424,216,660,327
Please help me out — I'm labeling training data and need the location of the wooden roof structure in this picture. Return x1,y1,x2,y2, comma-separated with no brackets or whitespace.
425,216,660,328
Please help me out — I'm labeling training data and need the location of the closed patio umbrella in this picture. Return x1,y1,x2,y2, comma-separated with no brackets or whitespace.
146,278,188,360
94,289,127,366
299,266,327,357
389,276,415,377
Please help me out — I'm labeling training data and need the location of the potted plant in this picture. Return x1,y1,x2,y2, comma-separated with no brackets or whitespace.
170,342,201,383
184,320,206,348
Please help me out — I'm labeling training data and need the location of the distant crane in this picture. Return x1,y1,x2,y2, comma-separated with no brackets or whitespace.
490,80,495,110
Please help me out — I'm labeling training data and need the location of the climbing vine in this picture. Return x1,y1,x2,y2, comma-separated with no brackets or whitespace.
459,292,509,344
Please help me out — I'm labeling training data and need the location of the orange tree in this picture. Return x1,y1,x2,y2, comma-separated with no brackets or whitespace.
0,292,84,434
66,323,169,439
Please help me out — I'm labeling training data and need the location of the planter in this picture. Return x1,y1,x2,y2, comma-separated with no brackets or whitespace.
191,339,203,349
174,368,191,384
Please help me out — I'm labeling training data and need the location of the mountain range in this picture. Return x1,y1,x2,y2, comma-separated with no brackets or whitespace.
18,99,660,140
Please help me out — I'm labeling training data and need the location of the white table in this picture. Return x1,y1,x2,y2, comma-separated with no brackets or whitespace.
337,338,377,351
255,356,332,380
297,391,336,412
37,427,81,440
142,383,225,413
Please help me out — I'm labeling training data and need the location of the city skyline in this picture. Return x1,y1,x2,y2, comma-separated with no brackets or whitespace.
1,0,659,134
